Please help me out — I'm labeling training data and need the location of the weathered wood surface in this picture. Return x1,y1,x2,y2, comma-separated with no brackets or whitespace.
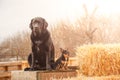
0,61,29,80
11,70,77,80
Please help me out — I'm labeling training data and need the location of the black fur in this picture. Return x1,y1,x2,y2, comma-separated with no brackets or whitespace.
26,17,55,71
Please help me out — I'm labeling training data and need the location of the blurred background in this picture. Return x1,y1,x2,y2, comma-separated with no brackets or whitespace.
0,0,120,61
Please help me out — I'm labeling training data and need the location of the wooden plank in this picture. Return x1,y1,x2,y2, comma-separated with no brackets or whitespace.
8,66,22,71
0,72,11,78
0,61,22,67
38,70,77,80
0,67,6,71
11,70,77,80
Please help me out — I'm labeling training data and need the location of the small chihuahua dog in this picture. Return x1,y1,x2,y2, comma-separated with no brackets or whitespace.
54,48,69,70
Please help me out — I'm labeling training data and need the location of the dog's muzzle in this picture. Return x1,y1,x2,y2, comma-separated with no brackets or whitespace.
34,27,40,32
32,23,42,34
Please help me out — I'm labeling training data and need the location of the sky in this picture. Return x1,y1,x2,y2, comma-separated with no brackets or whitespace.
0,0,120,42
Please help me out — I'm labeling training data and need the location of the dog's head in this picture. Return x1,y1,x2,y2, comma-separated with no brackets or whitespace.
29,17,48,35
60,48,69,59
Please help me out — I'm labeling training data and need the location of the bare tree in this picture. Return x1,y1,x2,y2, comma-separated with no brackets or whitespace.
0,31,31,61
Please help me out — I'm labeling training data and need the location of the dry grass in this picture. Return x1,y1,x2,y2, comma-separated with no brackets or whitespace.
76,44,120,76
53,75,120,80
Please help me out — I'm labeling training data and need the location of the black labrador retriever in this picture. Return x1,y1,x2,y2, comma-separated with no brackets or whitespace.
26,17,55,70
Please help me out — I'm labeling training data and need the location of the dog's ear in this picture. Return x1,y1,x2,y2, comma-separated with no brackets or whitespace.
43,19,48,29
60,48,64,53
29,19,33,30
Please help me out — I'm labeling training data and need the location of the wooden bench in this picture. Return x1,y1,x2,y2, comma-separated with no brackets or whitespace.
0,61,28,80
0,57,77,80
